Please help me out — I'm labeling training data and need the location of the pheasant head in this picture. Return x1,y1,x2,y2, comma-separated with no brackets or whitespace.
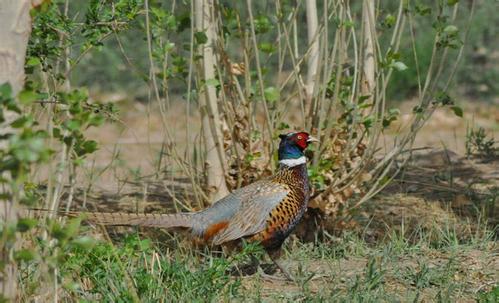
278,132,318,167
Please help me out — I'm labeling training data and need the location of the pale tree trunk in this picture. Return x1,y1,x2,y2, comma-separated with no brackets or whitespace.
194,0,229,202
0,0,34,300
361,0,376,103
305,0,319,130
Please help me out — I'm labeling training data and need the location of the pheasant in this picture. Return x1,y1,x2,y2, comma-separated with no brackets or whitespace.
72,131,317,279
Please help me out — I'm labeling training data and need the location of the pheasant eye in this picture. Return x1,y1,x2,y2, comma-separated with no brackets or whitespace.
297,135,302,140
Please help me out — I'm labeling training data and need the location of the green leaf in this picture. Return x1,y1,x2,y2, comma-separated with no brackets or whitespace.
64,119,81,131
17,218,38,232
388,108,401,116
447,0,459,6
450,105,463,118
137,238,151,251
72,236,96,250
176,13,191,32
64,217,82,240
194,31,208,44
253,15,272,34
358,95,371,104
14,249,38,262
391,61,408,71
264,86,279,103
165,15,177,30
0,83,12,99
258,42,276,54
343,20,355,28
383,108,400,128
277,122,290,130
63,281,81,292
10,136,46,163
49,222,64,241
0,193,12,200
444,25,458,34
382,14,396,28
53,127,62,139
415,4,432,16
413,105,424,114
26,57,41,67
386,50,401,61
82,140,98,154
362,116,375,128
380,175,391,186
150,7,167,19
165,41,175,52
434,91,453,105
88,115,105,127
18,89,38,105
477,286,499,303
205,78,220,87
10,116,31,128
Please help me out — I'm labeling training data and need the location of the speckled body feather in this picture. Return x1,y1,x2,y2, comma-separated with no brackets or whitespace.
248,163,310,252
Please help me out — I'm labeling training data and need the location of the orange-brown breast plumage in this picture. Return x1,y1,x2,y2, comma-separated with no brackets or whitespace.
248,164,310,251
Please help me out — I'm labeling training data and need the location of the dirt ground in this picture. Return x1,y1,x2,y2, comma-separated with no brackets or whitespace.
239,246,498,302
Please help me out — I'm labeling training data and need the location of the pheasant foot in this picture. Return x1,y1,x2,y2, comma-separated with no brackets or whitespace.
257,266,292,281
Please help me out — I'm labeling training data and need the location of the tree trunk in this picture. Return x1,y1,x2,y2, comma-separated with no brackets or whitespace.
305,0,319,130
361,0,376,103
0,0,33,300
194,0,229,202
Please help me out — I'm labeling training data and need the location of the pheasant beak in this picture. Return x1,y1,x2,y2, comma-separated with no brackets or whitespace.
307,136,319,143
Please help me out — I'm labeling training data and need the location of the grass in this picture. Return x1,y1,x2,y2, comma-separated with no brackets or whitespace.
18,202,497,302
58,235,242,302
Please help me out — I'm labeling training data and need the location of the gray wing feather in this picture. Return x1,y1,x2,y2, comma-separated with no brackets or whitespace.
190,189,245,236
211,182,288,245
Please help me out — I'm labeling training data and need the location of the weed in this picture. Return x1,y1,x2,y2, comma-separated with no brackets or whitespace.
477,285,499,303
57,234,244,301
466,125,497,159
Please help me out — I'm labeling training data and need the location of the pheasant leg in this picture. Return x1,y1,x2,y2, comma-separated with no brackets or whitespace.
266,249,294,281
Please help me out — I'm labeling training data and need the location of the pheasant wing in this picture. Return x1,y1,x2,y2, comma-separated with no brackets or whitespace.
211,181,288,245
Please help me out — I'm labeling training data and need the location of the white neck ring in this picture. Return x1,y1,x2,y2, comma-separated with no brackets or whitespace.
278,156,307,167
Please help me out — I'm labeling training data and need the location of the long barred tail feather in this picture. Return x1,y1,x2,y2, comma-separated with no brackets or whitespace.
30,208,194,229
76,211,195,229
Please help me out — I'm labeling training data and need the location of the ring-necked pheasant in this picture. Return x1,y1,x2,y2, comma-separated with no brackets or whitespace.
74,131,317,279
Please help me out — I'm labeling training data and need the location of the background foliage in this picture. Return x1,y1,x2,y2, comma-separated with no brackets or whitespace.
68,0,498,101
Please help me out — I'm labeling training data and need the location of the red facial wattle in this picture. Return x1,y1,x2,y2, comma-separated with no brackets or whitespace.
293,132,309,150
